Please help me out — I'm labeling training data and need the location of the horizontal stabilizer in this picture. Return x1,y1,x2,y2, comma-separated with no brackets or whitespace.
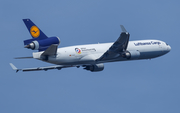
41,44,58,56
14,57,33,59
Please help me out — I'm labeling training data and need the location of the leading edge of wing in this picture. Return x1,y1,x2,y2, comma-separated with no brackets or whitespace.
9,63,75,72
97,25,130,61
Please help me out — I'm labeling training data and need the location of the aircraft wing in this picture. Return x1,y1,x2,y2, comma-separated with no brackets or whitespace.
97,25,130,61
9,63,76,72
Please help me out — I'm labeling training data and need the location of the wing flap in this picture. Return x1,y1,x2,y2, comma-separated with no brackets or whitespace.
9,63,76,72
22,65,63,72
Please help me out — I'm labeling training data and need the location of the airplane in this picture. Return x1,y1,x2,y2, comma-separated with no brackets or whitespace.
10,19,171,72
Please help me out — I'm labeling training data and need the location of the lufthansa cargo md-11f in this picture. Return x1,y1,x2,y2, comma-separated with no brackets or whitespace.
10,19,171,72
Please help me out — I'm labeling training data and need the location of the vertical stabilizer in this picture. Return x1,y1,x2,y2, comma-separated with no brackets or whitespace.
23,19,48,40
23,19,60,52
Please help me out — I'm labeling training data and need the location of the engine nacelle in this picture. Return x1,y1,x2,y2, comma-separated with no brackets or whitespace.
122,50,140,59
84,63,104,72
25,37,60,51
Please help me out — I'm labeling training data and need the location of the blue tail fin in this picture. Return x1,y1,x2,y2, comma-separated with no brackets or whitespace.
23,19,48,40
23,19,60,52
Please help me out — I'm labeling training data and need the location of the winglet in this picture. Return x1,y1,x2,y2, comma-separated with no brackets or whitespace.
10,63,20,73
120,25,127,32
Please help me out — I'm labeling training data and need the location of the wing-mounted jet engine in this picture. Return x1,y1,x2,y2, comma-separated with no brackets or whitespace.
83,63,104,72
121,50,140,59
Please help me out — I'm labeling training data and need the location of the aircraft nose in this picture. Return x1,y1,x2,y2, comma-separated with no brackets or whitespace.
167,45,171,52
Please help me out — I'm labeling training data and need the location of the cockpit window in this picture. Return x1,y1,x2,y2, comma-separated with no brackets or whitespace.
166,43,169,46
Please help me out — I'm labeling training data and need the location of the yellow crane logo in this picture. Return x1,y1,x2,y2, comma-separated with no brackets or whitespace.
30,26,40,38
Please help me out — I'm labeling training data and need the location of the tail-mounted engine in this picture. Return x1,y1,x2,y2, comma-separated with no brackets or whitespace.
121,50,140,59
24,37,60,51
84,63,104,72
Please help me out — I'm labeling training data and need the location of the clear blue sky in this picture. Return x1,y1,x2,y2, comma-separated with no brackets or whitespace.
0,0,179,113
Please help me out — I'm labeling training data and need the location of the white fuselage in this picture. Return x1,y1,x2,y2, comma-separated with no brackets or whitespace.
33,40,171,65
